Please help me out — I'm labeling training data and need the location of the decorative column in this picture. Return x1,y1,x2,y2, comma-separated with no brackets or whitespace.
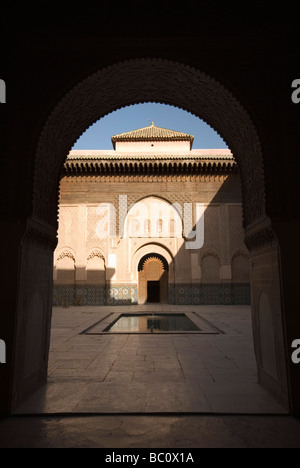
11,217,57,411
245,215,289,408
75,204,87,286
191,253,201,282
219,204,232,280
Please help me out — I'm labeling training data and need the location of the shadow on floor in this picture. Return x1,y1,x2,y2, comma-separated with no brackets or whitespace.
14,305,288,415
1,415,300,448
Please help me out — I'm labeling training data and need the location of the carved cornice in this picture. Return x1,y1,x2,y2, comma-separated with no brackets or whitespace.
62,173,230,183
244,216,278,251
63,159,237,177
22,217,58,251
68,150,233,160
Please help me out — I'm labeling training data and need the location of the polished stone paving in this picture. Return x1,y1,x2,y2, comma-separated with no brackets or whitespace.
15,305,288,415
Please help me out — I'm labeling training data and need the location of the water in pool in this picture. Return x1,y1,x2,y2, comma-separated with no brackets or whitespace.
104,314,200,333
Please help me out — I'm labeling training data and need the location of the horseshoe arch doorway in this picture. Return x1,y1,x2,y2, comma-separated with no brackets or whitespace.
138,254,169,304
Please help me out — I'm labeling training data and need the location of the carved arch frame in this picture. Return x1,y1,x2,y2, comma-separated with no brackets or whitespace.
124,195,184,239
12,59,290,412
200,248,220,261
55,248,76,264
132,243,174,283
232,247,250,260
87,248,106,266
32,58,265,231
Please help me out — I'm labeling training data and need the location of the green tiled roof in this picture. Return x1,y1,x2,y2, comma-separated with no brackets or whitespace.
111,122,194,149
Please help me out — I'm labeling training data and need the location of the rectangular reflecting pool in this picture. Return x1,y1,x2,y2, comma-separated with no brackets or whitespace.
104,314,201,333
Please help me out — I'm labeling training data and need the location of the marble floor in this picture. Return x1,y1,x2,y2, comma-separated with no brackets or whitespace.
15,305,288,415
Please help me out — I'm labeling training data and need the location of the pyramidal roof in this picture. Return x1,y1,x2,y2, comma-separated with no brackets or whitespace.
111,122,194,149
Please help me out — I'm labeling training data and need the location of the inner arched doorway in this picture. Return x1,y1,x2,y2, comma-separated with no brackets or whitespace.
138,254,169,304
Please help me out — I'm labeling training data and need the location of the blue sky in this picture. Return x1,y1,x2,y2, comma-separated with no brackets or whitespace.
73,103,228,150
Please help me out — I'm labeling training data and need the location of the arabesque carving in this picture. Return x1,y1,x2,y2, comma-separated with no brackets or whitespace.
87,250,105,263
142,256,165,273
200,248,220,260
232,248,250,260
57,250,76,262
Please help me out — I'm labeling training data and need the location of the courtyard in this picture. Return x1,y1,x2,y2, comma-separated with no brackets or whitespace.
15,305,286,415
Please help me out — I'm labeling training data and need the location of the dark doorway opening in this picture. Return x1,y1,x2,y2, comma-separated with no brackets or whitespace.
147,281,160,303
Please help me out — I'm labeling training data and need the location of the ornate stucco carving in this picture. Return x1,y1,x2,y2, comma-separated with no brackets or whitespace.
232,248,250,260
200,248,220,260
244,215,278,251
22,216,58,250
142,256,165,272
57,250,76,262
87,249,106,263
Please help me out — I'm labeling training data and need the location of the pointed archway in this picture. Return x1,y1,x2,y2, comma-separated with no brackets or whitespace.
10,59,289,412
